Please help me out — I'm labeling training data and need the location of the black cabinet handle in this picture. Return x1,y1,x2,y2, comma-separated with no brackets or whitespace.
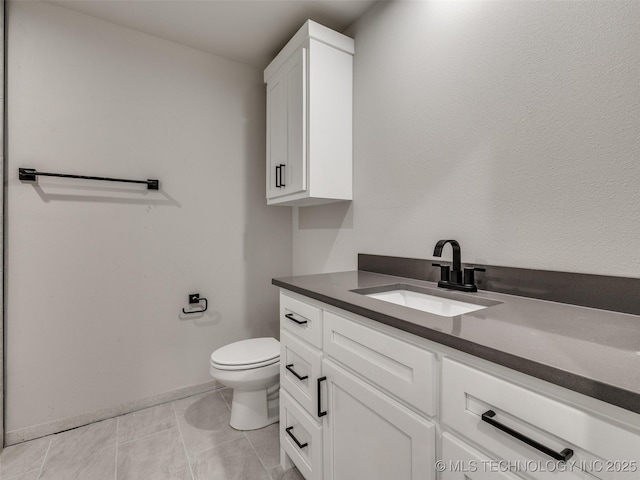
285,313,307,325
278,164,286,187
285,426,308,449
275,165,281,188
481,410,574,462
317,376,327,417
286,364,308,381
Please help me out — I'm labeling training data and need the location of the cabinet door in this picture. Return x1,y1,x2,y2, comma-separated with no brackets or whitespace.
266,47,306,200
266,72,286,199
321,360,435,480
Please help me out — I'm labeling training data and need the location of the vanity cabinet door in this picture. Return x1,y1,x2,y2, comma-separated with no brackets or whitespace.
321,359,435,480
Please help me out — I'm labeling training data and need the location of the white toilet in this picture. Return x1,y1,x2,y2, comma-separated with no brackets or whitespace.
209,337,280,430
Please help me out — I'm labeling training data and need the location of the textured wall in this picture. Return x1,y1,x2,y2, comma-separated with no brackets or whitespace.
1,0,5,450
6,1,291,436
293,0,640,277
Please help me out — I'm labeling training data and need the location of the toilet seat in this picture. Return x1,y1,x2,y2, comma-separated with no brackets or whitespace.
210,337,280,371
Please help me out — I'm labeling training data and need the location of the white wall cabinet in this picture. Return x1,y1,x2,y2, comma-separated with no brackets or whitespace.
264,20,354,207
278,289,640,480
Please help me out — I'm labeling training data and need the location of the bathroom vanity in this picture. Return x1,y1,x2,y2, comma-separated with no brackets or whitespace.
274,270,640,480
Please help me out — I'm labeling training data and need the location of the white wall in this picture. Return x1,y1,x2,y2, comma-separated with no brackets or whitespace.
7,1,291,436
0,0,5,449
293,0,640,277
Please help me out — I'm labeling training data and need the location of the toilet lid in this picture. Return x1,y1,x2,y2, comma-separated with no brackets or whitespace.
210,337,280,367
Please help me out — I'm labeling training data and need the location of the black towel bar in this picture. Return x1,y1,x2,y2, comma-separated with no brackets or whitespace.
19,168,159,190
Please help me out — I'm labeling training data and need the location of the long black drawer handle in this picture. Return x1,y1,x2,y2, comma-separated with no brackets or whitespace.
278,164,286,187
481,410,574,462
285,313,307,325
317,376,327,417
275,165,281,188
286,364,308,381
285,426,308,449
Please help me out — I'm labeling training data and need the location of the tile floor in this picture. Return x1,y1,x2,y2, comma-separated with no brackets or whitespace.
0,388,304,480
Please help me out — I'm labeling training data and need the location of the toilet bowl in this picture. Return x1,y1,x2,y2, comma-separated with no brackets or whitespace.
209,337,280,430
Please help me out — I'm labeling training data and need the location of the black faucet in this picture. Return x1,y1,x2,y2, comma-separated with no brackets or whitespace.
432,239,484,292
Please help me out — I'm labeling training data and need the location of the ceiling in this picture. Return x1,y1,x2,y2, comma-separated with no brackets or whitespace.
46,0,378,68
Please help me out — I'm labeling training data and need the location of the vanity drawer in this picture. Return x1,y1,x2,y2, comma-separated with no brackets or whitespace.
281,389,323,480
442,359,640,480
281,330,323,417
323,310,437,417
281,292,323,348
441,432,524,480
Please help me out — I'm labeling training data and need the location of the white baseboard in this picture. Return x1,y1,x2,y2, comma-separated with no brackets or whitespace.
5,380,221,446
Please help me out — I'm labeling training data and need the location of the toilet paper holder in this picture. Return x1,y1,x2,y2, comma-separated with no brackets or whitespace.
182,293,208,314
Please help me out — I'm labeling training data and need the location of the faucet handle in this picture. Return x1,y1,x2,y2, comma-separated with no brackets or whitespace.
463,267,485,286
432,263,450,282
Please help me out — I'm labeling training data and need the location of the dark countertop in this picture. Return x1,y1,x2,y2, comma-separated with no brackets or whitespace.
273,270,640,415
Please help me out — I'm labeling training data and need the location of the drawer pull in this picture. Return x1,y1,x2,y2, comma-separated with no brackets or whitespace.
317,376,327,417
285,426,308,449
481,410,574,463
286,364,309,381
285,313,307,325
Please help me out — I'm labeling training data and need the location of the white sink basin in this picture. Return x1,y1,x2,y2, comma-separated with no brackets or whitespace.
365,289,488,317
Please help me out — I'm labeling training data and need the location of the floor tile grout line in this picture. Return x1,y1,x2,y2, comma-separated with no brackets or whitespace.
114,416,119,480
116,425,180,447
35,438,53,480
113,402,178,446
4,467,42,480
243,429,274,480
172,388,245,459
217,388,277,477
219,389,232,410
185,435,246,461
172,402,195,480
